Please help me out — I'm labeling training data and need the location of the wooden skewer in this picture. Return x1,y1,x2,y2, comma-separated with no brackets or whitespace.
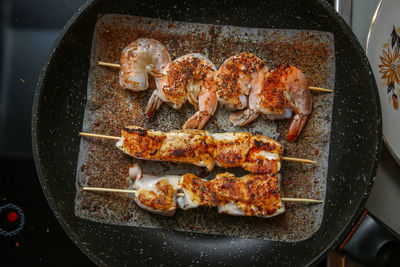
279,197,323,203
82,186,323,203
98,61,333,93
79,132,120,140
281,156,317,164
83,187,138,194
79,132,317,164
309,86,333,93
98,61,120,68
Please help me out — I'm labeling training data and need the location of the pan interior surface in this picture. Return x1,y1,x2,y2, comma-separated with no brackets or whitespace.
32,0,381,266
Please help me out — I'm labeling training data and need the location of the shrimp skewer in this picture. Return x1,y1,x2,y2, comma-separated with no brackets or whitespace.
145,53,218,129
119,38,171,91
230,65,312,142
102,44,323,140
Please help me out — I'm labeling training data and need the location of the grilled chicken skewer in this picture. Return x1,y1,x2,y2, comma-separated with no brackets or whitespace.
83,164,323,217
80,126,317,173
133,164,285,217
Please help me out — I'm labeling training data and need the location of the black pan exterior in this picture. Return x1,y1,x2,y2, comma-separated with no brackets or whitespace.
32,0,381,266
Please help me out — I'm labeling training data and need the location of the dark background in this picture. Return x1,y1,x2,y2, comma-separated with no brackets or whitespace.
0,1,94,265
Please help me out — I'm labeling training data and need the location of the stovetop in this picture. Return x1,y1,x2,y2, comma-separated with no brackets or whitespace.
0,159,94,266
0,0,93,265
1,0,399,266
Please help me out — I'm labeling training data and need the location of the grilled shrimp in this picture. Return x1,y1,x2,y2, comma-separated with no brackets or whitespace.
230,65,312,142
119,38,171,91
215,52,267,110
146,53,217,129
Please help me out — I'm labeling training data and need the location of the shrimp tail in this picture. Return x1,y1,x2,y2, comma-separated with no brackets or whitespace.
183,83,218,129
145,64,164,78
145,90,163,118
187,83,201,109
182,111,211,130
229,109,260,126
286,114,308,142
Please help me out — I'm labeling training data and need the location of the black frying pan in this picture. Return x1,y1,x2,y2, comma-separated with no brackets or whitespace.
32,0,382,265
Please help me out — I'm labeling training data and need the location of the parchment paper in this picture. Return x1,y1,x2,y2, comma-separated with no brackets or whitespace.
75,14,334,242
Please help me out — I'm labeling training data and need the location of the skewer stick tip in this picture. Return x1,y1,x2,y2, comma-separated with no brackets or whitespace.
79,132,120,140
282,197,323,203
309,86,333,93
281,156,318,164
82,186,136,194
98,61,121,68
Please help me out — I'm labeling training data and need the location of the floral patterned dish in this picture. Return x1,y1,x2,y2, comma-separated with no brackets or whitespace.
366,0,400,164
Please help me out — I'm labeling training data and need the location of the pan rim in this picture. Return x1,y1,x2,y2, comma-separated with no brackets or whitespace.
31,0,382,266
31,0,105,265
311,0,382,264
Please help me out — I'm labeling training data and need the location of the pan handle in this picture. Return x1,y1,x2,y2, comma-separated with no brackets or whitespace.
330,211,400,266
334,0,352,26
